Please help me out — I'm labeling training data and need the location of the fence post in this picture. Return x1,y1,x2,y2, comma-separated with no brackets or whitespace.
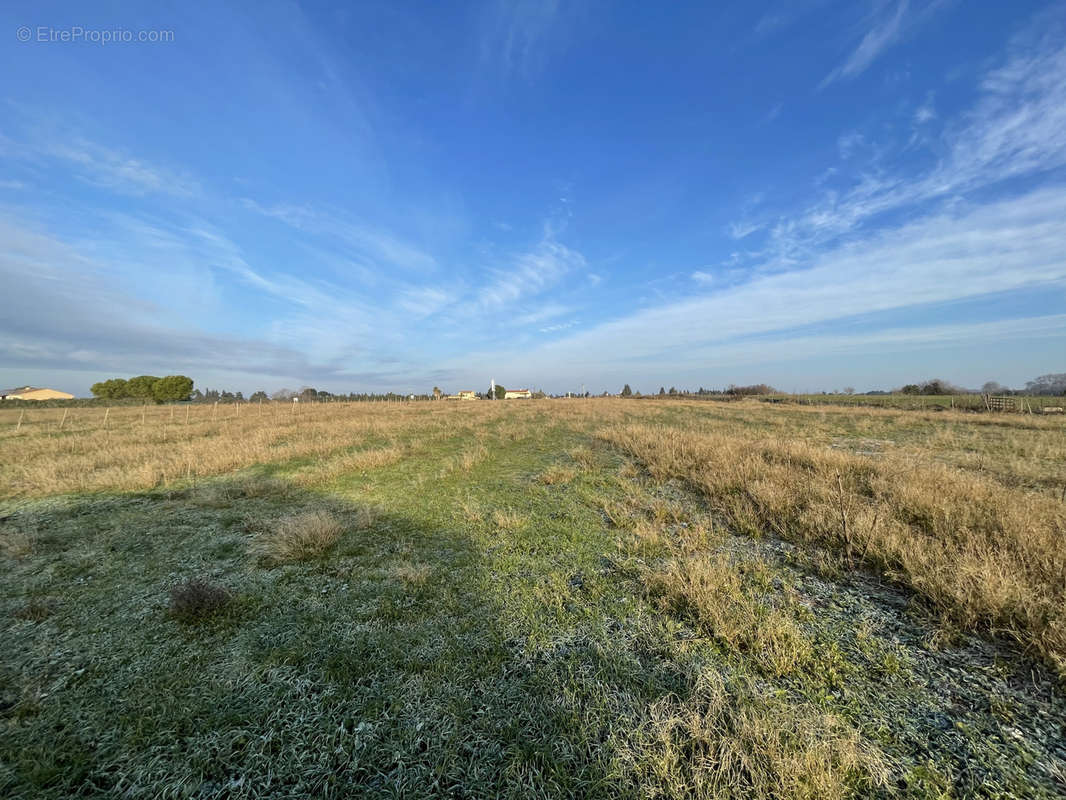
59,408,68,431
15,409,24,432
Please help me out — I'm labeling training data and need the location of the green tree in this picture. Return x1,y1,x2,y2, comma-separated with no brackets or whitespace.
249,390,269,403
620,384,632,397
658,387,666,396
126,375,161,400
90,378,129,399
152,375,194,402
493,384,507,400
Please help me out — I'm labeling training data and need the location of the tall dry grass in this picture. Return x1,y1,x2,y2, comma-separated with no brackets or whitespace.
622,671,887,800
0,401,520,497
601,422,1066,673
252,507,374,564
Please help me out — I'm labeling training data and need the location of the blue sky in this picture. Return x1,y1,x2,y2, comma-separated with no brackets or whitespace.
2,0,1064,396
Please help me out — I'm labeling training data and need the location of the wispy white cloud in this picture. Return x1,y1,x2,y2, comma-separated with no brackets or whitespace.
819,0,949,89
41,137,199,197
913,94,936,124
241,198,438,273
480,0,568,78
763,18,1066,259
513,303,576,325
469,187,1066,382
539,320,578,333
473,236,586,310
728,220,764,240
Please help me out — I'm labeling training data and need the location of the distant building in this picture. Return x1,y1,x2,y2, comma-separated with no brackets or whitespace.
504,388,532,400
0,386,75,401
446,390,479,400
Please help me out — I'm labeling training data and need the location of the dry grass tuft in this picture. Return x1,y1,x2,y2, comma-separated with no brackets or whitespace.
644,553,812,677
390,561,433,586
538,464,578,485
439,445,489,477
12,600,53,622
168,578,232,622
625,671,887,799
254,509,352,563
1,529,36,560
568,446,597,470
457,498,484,524
492,508,525,532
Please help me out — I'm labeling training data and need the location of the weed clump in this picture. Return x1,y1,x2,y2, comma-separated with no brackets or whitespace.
168,578,232,622
254,508,372,564
12,600,52,622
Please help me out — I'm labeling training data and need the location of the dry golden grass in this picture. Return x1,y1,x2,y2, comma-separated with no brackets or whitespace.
292,444,406,486
568,446,597,470
624,671,887,800
645,553,813,678
602,421,1066,673
253,509,354,564
389,561,433,586
3,396,1063,671
538,464,577,485
491,508,525,532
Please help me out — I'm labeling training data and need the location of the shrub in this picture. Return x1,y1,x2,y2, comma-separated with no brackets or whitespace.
169,579,232,622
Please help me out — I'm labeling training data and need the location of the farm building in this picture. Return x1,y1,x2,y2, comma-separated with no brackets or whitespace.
446,390,479,400
0,386,74,401
504,388,532,400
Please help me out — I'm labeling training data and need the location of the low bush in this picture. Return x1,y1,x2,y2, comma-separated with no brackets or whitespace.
168,578,232,622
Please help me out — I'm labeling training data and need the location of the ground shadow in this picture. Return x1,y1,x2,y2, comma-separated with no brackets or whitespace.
0,473,662,799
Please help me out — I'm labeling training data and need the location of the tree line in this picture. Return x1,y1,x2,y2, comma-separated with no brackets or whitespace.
615,374,1065,398
91,375,194,403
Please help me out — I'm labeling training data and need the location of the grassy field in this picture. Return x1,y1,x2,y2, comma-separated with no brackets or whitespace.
1,399,1064,798
764,394,1066,412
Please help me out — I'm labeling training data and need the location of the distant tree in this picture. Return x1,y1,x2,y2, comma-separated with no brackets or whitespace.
726,384,778,397
249,390,269,403
621,384,633,397
493,384,507,400
981,381,1007,395
432,386,442,400
921,379,950,395
90,378,129,399
298,387,318,402
843,387,855,395
900,384,922,395
659,387,666,396
668,386,678,395
152,375,194,403
271,388,295,401
1025,373,1066,396
190,388,204,402
126,375,161,401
